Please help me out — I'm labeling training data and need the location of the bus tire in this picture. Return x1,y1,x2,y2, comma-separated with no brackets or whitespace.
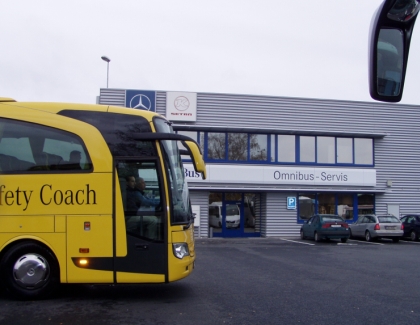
0,241,59,300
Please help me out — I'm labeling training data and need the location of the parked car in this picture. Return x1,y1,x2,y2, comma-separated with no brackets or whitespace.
349,214,403,242
400,214,420,241
300,214,350,243
209,202,240,228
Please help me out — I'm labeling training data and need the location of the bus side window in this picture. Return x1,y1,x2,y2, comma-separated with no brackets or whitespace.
0,117,92,173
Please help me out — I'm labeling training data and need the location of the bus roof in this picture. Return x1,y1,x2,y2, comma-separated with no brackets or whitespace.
0,99,162,121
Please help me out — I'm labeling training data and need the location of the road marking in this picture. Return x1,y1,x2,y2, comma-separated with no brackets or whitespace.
348,239,384,245
279,238,315,245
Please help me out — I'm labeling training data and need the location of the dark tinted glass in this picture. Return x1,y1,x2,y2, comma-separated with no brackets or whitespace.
0,117,92,173
59,110,154,156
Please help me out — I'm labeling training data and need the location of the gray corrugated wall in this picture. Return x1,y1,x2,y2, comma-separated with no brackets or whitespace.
192,93,384,133
265,192,301,237
99,89,125,106
259,193,267,237
189,190,209,238
373,108,420,216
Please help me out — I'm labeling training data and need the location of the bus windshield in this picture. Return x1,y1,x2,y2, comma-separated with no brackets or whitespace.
153,117,192,224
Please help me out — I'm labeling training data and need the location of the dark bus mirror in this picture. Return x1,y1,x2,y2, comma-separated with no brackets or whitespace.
369,0,420,102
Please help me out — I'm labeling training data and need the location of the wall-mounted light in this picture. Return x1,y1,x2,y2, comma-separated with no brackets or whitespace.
386,180,393,187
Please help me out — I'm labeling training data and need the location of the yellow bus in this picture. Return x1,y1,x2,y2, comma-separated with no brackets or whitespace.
0,97,206,299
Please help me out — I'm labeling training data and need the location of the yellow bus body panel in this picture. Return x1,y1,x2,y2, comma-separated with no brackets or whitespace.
0,216,54,232
116,272,165,283
66,215,113,283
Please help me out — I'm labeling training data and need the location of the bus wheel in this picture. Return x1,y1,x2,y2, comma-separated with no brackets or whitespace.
0,241,59,300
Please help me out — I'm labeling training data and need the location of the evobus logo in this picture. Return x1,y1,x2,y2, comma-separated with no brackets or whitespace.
0,184,97,211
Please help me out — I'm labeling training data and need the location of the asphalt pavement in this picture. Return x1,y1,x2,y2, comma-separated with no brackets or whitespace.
0,237,419,325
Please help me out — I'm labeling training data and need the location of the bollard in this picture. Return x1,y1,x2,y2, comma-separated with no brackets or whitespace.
209,227,213,238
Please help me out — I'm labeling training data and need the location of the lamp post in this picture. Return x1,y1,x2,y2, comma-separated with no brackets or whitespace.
101,56,111,88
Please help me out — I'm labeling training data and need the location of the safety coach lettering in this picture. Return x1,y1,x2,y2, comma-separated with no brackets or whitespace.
0,184,97,211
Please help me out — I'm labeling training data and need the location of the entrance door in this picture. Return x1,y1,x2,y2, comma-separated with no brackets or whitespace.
209,192,261,238
223,200,242,237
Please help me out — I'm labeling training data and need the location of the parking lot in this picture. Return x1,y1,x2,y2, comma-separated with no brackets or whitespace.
276,236,420,246
1,237,420,325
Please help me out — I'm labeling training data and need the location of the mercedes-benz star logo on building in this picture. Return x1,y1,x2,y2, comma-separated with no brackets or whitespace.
174,96,190,111
129,94,152,110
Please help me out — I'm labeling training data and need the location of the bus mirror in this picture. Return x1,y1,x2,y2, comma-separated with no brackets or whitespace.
182,140,207,180
369,0,420,102
376,29,404,97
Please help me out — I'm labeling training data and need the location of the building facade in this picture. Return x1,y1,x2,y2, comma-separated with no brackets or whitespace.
99,88,420,238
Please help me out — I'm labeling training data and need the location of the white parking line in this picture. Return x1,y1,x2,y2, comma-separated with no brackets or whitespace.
278,238,315,245
348,239,384,245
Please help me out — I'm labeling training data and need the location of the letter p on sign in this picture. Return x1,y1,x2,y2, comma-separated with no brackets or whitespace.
287,197,296,210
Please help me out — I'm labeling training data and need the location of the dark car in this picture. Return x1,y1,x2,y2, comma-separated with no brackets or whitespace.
400,214,420,241
300,214,350,243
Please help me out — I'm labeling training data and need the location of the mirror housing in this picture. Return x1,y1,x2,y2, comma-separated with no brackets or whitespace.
182,140,207,180
369,0,420,102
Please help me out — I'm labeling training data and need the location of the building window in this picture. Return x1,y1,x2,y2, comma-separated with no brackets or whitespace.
299,136,315,163
298,193,375,223
298,194,316,220
228,133,247,161
317,192,336,214
337,138,353,164
179,130,374,167
354,138,373,165
250,134,267,161
277,135,295,163
337,194,354,220
208,132,226,160
270,135,275,162
317,137,335,164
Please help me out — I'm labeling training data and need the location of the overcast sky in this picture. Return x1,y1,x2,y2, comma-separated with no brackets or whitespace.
2,0,420,106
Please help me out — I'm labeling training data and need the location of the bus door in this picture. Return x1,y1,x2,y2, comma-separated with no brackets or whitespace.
114,159,166,281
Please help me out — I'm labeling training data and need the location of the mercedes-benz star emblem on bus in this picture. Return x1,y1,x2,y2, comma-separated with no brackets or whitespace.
129,94,152,111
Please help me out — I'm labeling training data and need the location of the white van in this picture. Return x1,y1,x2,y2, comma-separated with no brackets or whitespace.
209,202,240,228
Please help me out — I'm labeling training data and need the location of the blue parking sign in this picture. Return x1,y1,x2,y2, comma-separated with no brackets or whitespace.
287,197,297,210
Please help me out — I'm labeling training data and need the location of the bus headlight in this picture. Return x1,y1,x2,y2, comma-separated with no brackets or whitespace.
172,243,190,259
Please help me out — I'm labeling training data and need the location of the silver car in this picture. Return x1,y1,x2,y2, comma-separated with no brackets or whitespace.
349,214,403,242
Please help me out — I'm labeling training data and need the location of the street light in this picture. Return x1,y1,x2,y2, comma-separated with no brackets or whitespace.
101,56,111,88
